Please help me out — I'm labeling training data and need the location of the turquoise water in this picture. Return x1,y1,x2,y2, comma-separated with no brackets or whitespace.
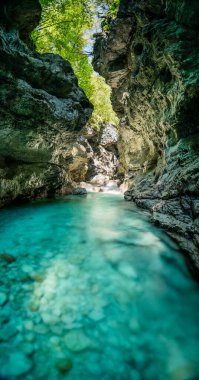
0,193,199,380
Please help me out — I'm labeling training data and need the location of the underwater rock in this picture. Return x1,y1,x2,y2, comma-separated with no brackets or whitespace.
0,321,18,341
0,351,32,377
20,342,35,355
0,253,16,264
64,330,93,352
55,357,73,374
118,263,137,279
0,292,7,306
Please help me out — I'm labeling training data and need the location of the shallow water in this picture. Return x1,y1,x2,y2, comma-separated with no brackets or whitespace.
0,193,199,380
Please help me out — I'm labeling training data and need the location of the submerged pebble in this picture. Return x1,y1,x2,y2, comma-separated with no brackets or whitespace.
0,351,32,377
0,253,16,264
55,357,73,373
64,330,93,352
0,292,7,306
0,193,199,379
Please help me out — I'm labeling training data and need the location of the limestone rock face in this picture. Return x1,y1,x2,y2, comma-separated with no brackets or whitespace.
0,0,93,206
68,124,119,185
0,0,42,46
93,0,199,271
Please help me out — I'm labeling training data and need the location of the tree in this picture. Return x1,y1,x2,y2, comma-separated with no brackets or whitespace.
31,0,119,127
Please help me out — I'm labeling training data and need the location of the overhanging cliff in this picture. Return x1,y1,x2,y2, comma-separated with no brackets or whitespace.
0,0,93,206
93,0,199,272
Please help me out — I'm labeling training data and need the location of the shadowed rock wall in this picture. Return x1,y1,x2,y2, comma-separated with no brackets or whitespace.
0,0,93,206
93,0,199,272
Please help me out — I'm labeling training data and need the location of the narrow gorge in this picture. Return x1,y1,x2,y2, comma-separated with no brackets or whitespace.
0,0,199,379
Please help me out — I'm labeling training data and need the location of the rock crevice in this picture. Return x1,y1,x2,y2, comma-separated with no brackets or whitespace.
0,0,93,206
93,0,199,272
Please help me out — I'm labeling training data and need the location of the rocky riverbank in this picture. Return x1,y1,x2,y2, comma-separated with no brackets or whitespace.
0,0,93,207
69,123,119,190
93,0,199,273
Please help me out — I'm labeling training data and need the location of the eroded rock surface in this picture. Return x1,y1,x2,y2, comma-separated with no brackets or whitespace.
93,0,199,271
0,0,93,206
68,123,119,187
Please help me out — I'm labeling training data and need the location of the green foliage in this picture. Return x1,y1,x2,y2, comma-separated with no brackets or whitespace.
101,0,120,30
31,0,118,127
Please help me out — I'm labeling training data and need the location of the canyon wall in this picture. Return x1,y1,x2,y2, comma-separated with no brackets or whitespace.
0,0,93,206
69,123,118,189
93,0,199,272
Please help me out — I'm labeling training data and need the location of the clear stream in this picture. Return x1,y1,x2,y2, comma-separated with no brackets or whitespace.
0,193,199,380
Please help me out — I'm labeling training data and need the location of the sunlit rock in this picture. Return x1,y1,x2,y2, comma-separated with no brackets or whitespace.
24,320,34,331
99,124,118,148
34,324,49,335
41,312,59,326
90,174,109,186
90,308,105,322
22,264,34,274
118,263,137,279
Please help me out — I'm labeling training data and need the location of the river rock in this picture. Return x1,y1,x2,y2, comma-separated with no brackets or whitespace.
0,351,32,377
0,321,18,341
30,272,45,282
72,187,87,195
34,324,49,334
89,308,105,322
90,174,109,186
22,264,34,274
118,263,137,279
64,329,92,352
24,320,34,331
28,300,40,312
20,342,35,355
0,306,10,324
79,182,94,192
0,292,7,306
41,312,58,325
55,357,73,374
25,333,35,342
0,253,16,264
